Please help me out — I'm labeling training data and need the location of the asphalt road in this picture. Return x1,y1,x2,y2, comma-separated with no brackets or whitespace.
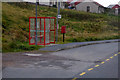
2,42,119,79
74,54,118,79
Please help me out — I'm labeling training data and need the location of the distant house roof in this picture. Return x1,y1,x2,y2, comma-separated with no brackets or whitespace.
93,2,104,7
112,4,120,9
108,4,120,9
69,0,104,7
74,0,83,5
108,4,116,8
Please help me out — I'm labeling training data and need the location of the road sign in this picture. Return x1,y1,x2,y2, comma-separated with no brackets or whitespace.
58,15,61,19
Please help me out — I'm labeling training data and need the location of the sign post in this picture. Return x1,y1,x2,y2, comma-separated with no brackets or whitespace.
35,0,38,45
56,0,60,42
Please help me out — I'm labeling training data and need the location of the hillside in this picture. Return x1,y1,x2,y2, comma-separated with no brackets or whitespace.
2,2,119,52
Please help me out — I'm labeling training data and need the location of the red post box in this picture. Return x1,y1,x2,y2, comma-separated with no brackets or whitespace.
61,26,66,34
61,26,66,42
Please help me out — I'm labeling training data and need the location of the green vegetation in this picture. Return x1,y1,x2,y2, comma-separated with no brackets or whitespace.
2,2,120,52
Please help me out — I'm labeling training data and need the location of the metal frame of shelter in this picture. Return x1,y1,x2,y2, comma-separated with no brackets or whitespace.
29,17,56,46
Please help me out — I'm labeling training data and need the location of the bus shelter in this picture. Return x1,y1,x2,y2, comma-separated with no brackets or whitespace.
29,17,56,45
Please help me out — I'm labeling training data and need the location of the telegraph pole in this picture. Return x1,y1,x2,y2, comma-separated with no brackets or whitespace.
35,0,39,45
56,0,60,42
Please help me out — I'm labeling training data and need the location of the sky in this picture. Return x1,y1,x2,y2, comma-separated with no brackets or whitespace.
93,0,119,7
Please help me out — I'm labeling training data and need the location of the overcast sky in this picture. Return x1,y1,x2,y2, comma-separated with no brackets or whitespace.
93,0,119,7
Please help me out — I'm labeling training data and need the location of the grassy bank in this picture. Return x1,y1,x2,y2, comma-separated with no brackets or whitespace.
2,2,120,52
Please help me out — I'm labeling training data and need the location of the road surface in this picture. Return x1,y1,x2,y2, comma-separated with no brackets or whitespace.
2,42,119,79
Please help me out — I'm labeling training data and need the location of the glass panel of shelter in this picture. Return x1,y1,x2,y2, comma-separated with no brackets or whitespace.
37,19,40,44
45,18,50,44
30,18,35,44
50,19,55,43
40,18,45,44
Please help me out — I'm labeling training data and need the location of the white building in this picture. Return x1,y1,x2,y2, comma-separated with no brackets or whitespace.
23,0,65,9
72,0,105,13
